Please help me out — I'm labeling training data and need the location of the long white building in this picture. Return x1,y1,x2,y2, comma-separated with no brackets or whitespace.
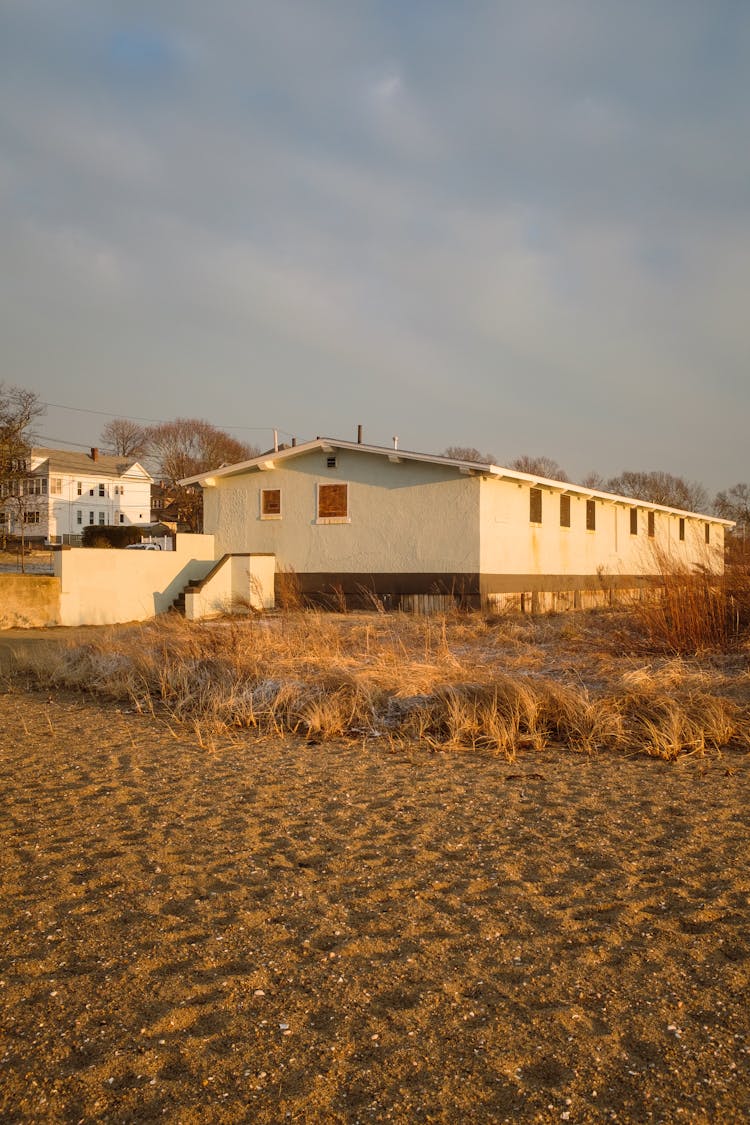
0,447,153,544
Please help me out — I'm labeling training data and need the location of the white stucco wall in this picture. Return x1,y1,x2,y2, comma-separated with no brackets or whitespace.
184,554,275,620
55,534,216,626
478,477,724,585
203,449,481,576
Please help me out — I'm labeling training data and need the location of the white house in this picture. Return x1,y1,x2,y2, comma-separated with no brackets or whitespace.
0,447,153,544
182,437,732,611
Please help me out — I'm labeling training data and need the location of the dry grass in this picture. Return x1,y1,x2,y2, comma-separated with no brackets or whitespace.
16,601,750,761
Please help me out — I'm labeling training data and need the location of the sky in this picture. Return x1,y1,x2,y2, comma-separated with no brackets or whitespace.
1,1,749,494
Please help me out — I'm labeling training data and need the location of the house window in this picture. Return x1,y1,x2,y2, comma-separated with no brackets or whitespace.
648,511,655,538
114,484,124,496
559,494,571,528
51,478,62,495
77,481,83,496
89,511,94,524
89,488,94,496
119,514,125,524
630,508,638,535
529,488,542,524
24,510,41,524
679,518,685,541
326,456,337,469
76,510,82,525
98,512,105,525
586,500,596,531
317,483,349,521
705,523,710,544
261,488,282,519
98,483,106,497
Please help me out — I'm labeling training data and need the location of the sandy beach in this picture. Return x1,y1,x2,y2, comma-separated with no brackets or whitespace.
1,681,749,1123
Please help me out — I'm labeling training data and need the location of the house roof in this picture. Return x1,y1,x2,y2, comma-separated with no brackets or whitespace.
30,447,153,482
180,437,733,525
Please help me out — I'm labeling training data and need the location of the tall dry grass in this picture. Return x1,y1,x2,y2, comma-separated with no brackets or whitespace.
16,603,750,761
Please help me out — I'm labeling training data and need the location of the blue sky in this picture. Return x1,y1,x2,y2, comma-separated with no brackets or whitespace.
1,1,748,493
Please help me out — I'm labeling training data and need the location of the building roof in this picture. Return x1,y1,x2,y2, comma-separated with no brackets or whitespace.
181,437,733,525
30,447,152,482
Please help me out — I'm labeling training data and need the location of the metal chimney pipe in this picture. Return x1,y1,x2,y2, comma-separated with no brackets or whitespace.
357,424,363,444
273,429,279,452
393,436,399,450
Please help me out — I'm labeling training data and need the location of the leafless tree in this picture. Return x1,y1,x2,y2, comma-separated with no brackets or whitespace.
442,446,496,464
101,417,150,458
146,419,259,531
715,483,750,561
0,384,45,560
508,455,569,482
606,470,708,513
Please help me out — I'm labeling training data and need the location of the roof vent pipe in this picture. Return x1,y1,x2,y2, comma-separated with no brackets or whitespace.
291,437,296,447
91,447,99,462
392,436,399,450
273,429,279,452
357,424,363,444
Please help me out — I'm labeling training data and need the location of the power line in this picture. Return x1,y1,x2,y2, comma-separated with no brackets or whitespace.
42,400,297,438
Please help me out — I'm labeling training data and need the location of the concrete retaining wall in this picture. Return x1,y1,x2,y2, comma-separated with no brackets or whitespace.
0,575,62,628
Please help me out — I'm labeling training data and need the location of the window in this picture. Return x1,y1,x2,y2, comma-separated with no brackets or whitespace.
113,484,124,496
51,478,62,495
326,456,337,469
98,483,106,497
98,512,105,525
261,488,282,519
77,481,83,496
630,508,638,535
89,511,95,525
648,511,655,538
24,510,41,524
559,494,571,528
529,488,542,524
27,477,44,496
89,488,94,496
76,510,82,526
317,482,348,521
679,518,685,541
119,514,125,524
705,522,710,544
586,500,596,531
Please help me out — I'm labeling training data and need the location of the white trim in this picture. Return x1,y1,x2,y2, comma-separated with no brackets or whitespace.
316,481,350,524
260,486,282,520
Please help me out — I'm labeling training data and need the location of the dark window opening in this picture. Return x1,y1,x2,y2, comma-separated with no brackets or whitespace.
586,499,596,531
679,518,685,541
648,511,655,538
530,487,542,523
705,523,710,544
318,483,348,519
559,494,571,527
630,508,638,535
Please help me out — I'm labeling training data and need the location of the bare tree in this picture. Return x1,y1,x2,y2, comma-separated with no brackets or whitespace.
0,384,45,560
715,483,750,560
509,455,569,482
606,470,708,513
101,417,150,458
442,446,496,464
579,471,606,490
146,419,259,531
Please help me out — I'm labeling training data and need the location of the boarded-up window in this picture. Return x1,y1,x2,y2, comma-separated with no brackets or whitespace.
630,508,638,535
529,487,542,523
318,483,348,519
679,518,685,541
648,511,655,538
705,522,710,544
560,494,571,528
261,488,281,518
586,500,596,531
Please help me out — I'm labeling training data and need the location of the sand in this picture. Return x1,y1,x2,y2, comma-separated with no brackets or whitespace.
1,683,749,1123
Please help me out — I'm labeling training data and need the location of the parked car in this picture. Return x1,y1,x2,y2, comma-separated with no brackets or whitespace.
125,542,162,550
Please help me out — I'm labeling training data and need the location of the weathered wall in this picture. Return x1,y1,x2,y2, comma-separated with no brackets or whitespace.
0,575,61,628
185,554,275,620
55,535,216,626
478,477,724,593
203,449,481,581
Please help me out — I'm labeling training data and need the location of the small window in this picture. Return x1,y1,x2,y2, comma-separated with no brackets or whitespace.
705,523,710,544
98,512,105,525
51,478,62,495
98,483,106,497
317,483,348,520
89,511,95,524
679,518,685,541
586,499,596,531
89,488,94,496
119,514,125,524
261,488,282,519
77,481,83,496
648,511,655,538
24,510,41,524
559,494,571,528
630,508,638,535
76,510,82,525
326,456,337,469
529,487,542,524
